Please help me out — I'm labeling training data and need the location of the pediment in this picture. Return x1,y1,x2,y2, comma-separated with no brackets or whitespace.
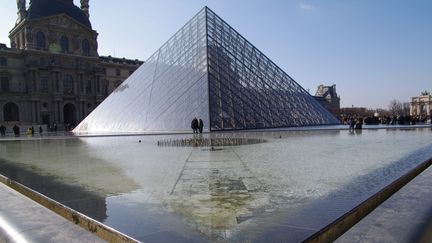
30,14,92,32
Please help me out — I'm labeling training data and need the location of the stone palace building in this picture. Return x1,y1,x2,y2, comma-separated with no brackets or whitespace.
0,0,142,130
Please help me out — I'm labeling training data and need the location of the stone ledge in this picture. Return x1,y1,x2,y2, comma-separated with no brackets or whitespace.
0,174,139,243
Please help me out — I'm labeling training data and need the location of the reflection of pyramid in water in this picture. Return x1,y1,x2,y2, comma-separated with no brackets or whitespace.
74,7,340,133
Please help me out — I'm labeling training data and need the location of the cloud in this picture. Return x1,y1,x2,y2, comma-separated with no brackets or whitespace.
299,3,316,11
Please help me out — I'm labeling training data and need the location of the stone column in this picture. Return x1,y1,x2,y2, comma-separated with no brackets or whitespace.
427,103,430,117
79,73,84,94
53,101,58,125
79,101,84,121
410,101,413,116
55,72,60,92
58,101,63,124
33,70,37,92
36,101,40,123
32,100,39,124
0,102,3,122
417,103,421,116
26,70,32,93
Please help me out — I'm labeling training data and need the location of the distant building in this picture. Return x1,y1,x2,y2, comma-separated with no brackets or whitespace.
314,84,340,116
0,0,143,129
410,91,432,118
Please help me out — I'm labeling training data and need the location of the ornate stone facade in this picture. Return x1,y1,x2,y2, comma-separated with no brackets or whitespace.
0,0,142,130
313,84,340,116
410,91,432,119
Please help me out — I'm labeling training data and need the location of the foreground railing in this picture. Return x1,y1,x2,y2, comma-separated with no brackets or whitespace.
0,174,139,243
303,157,432,242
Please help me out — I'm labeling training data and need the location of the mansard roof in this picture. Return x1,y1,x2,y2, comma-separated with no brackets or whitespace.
27,0,92,29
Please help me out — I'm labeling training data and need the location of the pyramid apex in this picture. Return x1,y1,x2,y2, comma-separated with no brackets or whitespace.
74,6,339,133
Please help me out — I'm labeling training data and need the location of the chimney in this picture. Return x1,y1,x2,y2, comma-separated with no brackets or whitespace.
80,0,90,18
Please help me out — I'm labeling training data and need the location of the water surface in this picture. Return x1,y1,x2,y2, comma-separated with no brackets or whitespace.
0,127,431,242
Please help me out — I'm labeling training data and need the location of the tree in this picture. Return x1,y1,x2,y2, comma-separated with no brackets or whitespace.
388,99,403,116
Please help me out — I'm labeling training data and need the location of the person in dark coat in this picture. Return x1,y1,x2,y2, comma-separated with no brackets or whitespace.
0,124,6,136
13,124,20,137
191,117,198,133
198,119,204,133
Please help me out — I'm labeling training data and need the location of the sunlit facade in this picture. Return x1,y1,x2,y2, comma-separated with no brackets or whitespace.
0,0,142,130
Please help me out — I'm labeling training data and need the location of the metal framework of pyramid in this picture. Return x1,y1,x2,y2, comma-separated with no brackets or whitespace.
74,7,340,133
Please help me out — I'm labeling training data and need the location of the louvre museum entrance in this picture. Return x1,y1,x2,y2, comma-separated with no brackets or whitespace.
63,103,76,127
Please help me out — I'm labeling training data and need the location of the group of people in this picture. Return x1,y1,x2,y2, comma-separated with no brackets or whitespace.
348,117,363,130
0,124,44,137
191,117,204,134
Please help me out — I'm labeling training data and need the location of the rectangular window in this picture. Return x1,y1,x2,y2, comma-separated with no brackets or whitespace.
40,77,48,92
80,74,84,92
116,69,121,76
0,57,7,66
1,77,9,92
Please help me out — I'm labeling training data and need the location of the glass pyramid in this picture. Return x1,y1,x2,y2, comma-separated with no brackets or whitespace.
74,7,340,133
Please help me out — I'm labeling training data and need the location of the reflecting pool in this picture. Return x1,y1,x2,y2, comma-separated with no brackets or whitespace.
0,127,431,242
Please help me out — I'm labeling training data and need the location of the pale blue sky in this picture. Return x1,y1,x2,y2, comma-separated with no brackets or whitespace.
1,0,431,109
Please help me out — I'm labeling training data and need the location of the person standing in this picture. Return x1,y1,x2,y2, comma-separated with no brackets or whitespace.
198,119,204,133
0,124,6,136
39,126,43,135
191,117,198,134
13,124,20,137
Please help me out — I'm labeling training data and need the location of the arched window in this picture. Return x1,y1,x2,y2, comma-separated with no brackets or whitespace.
36,31,46,49
63,75,74,94
0,57,7,66
4,102,19,121
60,35,69,53
82,39,90,55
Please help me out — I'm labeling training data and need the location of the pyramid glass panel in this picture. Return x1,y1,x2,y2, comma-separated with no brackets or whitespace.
75,10,209,132
74,7,339,133
206,9,339,130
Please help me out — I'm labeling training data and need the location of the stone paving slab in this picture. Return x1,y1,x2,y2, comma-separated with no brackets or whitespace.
0,183,106,243
336,166,432,243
